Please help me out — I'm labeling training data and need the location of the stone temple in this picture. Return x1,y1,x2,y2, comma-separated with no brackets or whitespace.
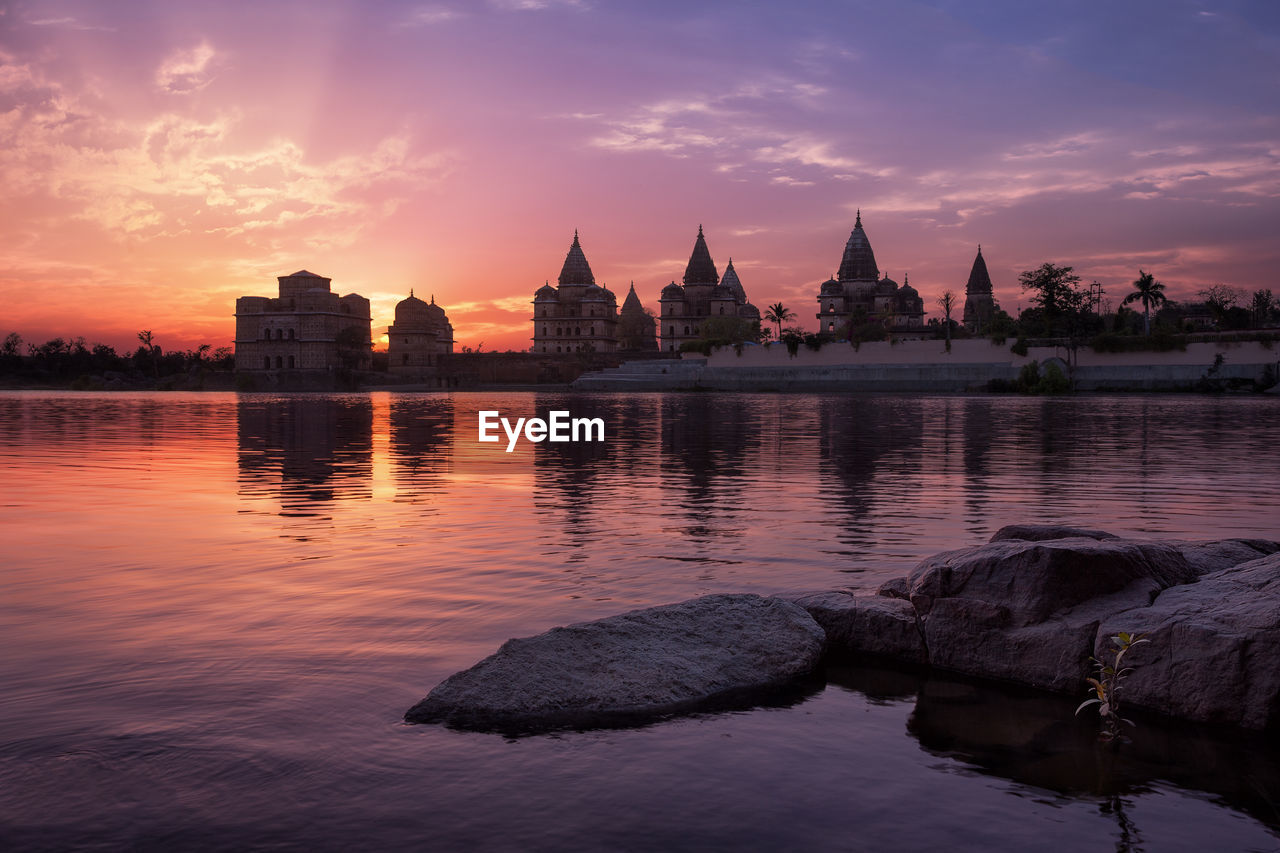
815,212,925,339
617,283,658,351
961,246,998,332
234,270,371,374
388,291,454,377
658,226,761,352
532,232,621,353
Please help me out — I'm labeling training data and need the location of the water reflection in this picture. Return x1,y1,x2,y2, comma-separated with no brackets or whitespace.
826,659,1280,842
388,396,455,504
237,396,373,512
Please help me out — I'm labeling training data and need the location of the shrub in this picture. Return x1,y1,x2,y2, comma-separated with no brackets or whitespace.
1016,360,1040,391
1011,338,1029,356
1036,362,1071,394
1077,631,1148,743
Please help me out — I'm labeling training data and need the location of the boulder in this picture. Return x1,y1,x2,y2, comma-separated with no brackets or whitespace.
876,576,911,600
785,590,927,664
1166,538,1280,576
1097,552,1280,730
990,524,1118,543
906,538,1194,692
404,594,826,731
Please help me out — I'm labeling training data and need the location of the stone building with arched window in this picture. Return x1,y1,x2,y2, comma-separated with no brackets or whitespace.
234,270,371,373
531,231,620,353
388,291,454,377
814,212,925,339
657,226,761,352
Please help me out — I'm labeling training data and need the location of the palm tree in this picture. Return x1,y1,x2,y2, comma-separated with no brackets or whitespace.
1121,270,1167,336
763,303,794,341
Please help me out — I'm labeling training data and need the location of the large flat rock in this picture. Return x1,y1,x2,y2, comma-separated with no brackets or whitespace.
405,594,826,731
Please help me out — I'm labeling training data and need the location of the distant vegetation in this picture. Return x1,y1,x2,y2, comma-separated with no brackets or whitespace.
0,330,233,389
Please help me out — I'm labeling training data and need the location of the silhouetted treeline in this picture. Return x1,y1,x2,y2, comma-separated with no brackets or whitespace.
1,331,233,387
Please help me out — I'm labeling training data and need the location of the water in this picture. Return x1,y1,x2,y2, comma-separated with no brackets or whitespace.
1,390,1278,851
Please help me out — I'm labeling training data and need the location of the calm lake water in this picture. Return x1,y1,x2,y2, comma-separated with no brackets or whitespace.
1,390,1278,851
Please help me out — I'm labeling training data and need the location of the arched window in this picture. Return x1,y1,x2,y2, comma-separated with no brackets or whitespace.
263,356,270,369
542,326,547,335
828,323,835,332
684,326,690,335
276,328,284,340
402,354,409,364
669,326,675,336
287,355,295,368
556,346,562,353
263,328,270,340
541,309,547,317
275,356,282,368
288,328,295,340
719,306,725,314
827,305,835,313
575,327,581,335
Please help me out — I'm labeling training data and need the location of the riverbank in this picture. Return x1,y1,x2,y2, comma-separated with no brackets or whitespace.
573,338,1280,392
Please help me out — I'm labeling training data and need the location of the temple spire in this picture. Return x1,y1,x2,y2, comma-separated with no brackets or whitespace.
558,230,595,285
682,224,719,285
855,209,862,228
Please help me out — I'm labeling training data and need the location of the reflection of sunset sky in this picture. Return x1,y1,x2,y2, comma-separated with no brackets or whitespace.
2,2,1277,353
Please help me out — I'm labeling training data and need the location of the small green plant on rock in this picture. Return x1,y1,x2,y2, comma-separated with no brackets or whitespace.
1077,631,1148,742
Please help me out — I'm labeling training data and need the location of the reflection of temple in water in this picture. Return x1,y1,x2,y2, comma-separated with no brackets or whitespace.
816,396,924,554
237,397,373,511
388,396,455,504
659,395,759,540
530,394,646,547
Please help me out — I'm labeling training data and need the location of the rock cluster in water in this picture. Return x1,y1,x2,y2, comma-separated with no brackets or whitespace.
405,526,1280,732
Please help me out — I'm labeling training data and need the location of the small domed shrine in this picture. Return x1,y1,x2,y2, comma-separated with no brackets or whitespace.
388,291,454,377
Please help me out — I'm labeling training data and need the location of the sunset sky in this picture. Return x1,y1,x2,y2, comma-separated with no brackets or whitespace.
2,0,1277,353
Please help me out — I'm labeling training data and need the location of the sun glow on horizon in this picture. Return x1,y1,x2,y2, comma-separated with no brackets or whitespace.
2,2,1278,354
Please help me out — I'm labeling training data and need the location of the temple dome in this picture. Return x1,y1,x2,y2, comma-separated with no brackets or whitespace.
682,225,719,286
820,278,842,296
621,283,646,316
837,210,879,282
661,281,685,298
534,283,557,300
558,230,595,286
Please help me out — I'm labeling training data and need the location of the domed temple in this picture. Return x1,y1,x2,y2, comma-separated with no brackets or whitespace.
617,283,658,351
388,291,454,377
657,226,761,352
532,232,621,353
814,212,925,338
962,245,999,332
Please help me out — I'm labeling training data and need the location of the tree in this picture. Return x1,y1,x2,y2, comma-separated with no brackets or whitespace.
1251,289,1275,328
936,290,957,350
1121,270,1167,336
137,330,159,378
1198,284,1240,326
1018,263,1083,336
763,303,795,341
